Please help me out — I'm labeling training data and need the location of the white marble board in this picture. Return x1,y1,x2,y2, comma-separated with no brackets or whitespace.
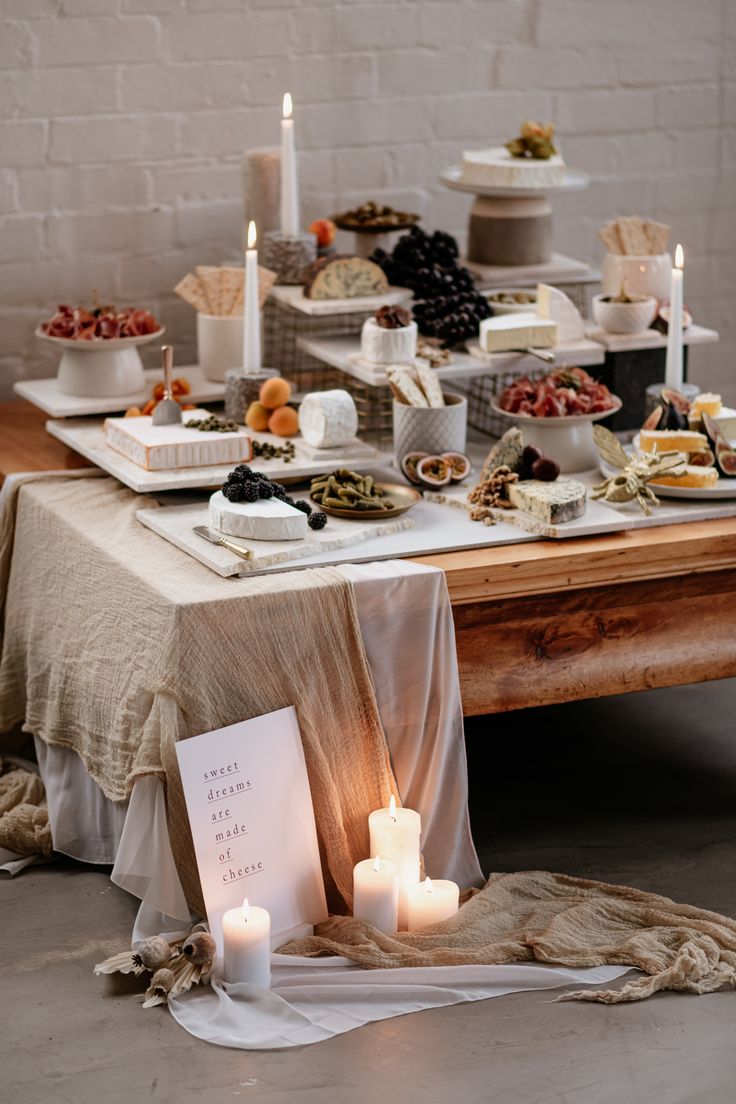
45,418,385,493
270,284,412,317
15,364,225,418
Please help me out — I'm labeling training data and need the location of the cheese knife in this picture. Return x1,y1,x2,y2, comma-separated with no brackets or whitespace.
193,525,253,561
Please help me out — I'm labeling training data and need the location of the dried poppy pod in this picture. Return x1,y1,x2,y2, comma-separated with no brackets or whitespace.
132,935,172,971
182,931,216,965
142,968,176,1008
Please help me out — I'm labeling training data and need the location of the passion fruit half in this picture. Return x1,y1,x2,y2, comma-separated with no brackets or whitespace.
401,451,429,485
416,455,452,487
441,452,471,482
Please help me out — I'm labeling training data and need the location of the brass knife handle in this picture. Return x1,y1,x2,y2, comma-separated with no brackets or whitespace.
219,536,253,561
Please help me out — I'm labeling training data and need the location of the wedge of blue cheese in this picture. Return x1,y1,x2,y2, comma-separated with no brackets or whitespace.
508,478,586,524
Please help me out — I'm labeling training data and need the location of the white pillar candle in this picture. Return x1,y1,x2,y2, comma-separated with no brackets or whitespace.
665,242,684,391
222,897,271,988
243,220,261,376
368,795,421,930
406,877,459,932
353,855,399,933
280,92,299,237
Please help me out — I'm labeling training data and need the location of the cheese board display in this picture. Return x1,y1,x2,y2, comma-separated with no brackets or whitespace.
45,417,382,494
14,365,226,419
269,283,412,317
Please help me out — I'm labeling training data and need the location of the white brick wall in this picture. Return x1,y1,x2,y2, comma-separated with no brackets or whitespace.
0,0,734,400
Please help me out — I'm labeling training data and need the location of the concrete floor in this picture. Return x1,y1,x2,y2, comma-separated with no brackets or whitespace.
2,679,736,1104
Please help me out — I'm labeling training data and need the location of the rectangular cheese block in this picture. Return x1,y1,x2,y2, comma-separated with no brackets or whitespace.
104,410,251,471
508,478,586,524
209,491,307,541
480,313,558,354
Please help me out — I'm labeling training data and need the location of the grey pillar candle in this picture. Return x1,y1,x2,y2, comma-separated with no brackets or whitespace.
242,148,281,236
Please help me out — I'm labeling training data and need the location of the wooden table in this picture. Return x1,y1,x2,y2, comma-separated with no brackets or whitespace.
3,399,736,717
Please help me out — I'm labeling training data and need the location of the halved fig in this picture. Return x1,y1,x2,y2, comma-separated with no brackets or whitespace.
642,406,663,431
659,393,689,431
416,455,452,487
441,451,471,482
689,449,715,468
401,451,429,485
652,303,693,335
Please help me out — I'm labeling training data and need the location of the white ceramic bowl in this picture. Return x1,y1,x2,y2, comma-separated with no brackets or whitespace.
601,252,672,301
592,293,658,335
484,288,538,315
36,327,164,397
491,398,622,472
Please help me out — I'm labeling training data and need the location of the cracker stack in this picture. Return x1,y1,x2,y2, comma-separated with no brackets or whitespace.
387,362,445,408
174,264,276,317
598,217,670,257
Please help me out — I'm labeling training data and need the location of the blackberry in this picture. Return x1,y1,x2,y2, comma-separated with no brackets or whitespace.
257,480,274,499
271,483,288,500
222,481,243,502
241,482,259,502
307,511,327,531
293,499,313,516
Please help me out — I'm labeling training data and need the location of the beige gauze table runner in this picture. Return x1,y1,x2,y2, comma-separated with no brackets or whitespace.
0,474,397,916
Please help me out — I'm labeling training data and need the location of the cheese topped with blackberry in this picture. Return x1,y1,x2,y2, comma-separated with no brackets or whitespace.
508,478,586,524
209,491,308,541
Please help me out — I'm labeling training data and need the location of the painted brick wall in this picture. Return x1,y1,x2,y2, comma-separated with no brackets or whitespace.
1,0,734,401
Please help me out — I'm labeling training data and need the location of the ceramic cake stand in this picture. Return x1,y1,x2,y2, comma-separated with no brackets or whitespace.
36,327,165,398
440,167,589,268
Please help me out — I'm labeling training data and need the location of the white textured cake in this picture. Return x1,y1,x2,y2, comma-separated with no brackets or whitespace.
461,148,566,190
104,409,251,471
298,389,358,448
360,317,418,365
209,491,308,541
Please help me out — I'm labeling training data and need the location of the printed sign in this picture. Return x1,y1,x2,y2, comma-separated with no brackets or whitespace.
175,705,328,948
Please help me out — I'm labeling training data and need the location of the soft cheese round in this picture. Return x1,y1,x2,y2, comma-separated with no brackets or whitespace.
299,389,358,448
209,491,308,542
360,317,418,365
461,148,566,190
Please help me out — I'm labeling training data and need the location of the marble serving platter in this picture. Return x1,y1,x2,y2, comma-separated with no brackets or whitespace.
297,335,605,388
15,364,225,419
45,418,382,494
270,284,412,317
136,502,416,577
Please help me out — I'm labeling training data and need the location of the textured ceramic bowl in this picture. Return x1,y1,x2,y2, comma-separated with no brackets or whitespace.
601,252,672,301
484,288,538,315
393,392,467,461
592,293,658,334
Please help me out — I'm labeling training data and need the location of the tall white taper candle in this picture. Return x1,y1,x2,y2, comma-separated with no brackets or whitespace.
280,92,299,237
243,220,261,375
664,242,684,391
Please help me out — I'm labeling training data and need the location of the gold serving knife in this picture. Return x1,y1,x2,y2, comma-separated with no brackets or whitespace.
193,525,253,561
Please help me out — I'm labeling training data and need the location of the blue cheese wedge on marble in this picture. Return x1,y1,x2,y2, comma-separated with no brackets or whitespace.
209,491,308,541
508,478,586,524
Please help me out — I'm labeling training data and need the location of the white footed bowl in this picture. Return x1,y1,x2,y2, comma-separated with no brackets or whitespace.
37,328,163,397
601,252,672,301
592,293,658,334
492,399,622,472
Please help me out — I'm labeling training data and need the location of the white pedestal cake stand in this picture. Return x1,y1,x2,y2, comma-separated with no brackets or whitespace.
440,167,589,268
36,327,165,398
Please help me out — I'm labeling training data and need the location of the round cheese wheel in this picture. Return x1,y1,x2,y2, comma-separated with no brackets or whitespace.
360,317,417,365
298,389,358,448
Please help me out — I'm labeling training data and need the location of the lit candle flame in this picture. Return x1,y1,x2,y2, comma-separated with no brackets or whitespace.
389,794,397,822
282,92,293,120
243,897,250,923
675,243,684,270
373,855,381,873
247,220,257,250
424,877,433,895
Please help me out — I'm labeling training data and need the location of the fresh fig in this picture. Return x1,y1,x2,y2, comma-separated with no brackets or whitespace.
441,451,471,482
689,449,715,468
416,455,452,487
659,393,688,431
520,444,543,479
401,451,429,485
530,456,560,482
702,414,736,477
652,303,693,335
642,406,663,431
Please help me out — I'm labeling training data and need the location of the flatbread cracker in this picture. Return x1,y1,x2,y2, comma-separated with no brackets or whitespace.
220,266,244,317
414,361,445,408
174,272,209,312
196,266,223,314
645,219,670,255
598,221,621,255
617,216,649,257
387,365,429,407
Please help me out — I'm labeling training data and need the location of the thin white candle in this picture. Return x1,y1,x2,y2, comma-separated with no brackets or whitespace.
243,219,261,376
665,242,684,391
280,92,299,237
406,877,459,932
353,855,399,933
222,897,271,988
368,794,421,930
